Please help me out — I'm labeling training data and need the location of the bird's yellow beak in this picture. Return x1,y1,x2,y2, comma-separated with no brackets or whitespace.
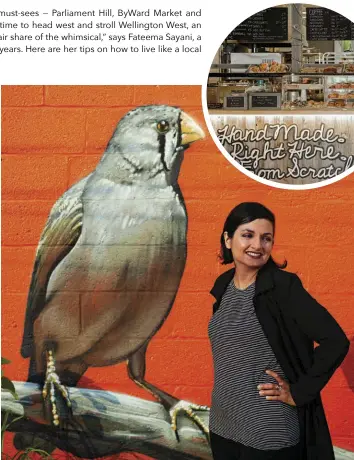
180,112,205,145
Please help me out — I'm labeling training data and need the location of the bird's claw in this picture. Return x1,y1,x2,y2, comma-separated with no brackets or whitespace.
169,400,210,442
42,350,71,426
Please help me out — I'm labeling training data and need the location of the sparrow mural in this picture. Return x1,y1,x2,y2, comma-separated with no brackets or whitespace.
18,105,208,444
4,101,354,460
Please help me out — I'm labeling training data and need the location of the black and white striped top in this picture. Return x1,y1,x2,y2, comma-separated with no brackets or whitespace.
208,280,300,450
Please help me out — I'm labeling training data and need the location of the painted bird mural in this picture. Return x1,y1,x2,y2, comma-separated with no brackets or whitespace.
19,105,208,440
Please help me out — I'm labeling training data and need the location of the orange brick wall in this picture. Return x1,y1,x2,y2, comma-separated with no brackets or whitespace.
1,85,354,456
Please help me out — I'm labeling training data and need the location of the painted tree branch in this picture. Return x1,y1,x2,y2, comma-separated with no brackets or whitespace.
2,382,354,460
2,382,210,459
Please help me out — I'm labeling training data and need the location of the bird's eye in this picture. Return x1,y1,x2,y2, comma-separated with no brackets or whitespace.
156,120,170,133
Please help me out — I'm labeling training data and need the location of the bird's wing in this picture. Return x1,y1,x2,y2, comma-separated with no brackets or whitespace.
20,176,91,358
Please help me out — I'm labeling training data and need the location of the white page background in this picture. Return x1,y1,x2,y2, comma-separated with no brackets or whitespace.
0,0,353,85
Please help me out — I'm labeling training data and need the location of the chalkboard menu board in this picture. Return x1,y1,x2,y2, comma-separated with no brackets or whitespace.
249,93,280,109
227,8,288,41
306,7,354,40
224,95,247,109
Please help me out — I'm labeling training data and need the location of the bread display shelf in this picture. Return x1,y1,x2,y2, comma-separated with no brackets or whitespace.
301,64,343,74
283,84,324,90
324,75,354,106
207,74,354,112
209,108,354,115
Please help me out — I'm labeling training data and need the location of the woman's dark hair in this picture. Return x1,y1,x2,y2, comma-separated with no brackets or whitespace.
219,202,287,269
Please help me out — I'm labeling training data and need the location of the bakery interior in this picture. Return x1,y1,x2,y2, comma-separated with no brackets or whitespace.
207,4,354,113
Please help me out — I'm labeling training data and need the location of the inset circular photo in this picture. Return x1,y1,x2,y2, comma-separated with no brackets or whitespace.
204,3,354,188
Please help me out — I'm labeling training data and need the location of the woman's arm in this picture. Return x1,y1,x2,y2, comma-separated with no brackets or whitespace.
288,274,350,407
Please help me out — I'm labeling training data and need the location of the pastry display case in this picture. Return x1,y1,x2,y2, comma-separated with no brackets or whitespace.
325,75,354,109
282,74,325,109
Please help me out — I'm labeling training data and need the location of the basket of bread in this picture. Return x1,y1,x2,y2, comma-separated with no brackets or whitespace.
247,61,289,73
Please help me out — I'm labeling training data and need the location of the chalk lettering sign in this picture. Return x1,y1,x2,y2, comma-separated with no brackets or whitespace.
249,94,279,109
306,7,354,41
227,8,288,41
217,122,353,183
224,95,247,109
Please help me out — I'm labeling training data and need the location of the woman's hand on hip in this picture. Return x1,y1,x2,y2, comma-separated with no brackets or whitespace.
258,370,296,406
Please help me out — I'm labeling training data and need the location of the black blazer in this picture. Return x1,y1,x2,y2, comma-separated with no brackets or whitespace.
210,263,350,460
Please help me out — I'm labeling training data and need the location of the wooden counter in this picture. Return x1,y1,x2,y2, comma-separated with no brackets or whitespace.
209,113,354,185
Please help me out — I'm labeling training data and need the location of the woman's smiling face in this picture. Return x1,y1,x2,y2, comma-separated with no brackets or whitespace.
224,218,274,270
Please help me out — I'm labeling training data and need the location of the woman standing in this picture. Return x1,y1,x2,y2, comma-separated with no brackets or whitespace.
208,202,349,460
